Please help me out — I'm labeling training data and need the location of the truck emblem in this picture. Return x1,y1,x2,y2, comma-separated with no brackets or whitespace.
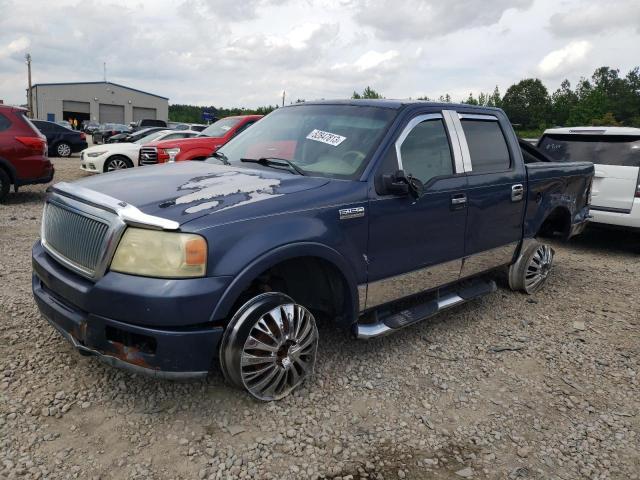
339,206,365,220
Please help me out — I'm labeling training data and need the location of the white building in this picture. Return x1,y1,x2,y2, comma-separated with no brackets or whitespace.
30,81,169,125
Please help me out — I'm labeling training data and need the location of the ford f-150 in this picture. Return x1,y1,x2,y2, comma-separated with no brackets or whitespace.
32,100,593,401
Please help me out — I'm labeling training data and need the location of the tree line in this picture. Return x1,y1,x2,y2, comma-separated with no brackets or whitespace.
170,66,640,136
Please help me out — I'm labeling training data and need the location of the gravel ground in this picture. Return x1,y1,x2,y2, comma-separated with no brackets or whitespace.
1,157,639,480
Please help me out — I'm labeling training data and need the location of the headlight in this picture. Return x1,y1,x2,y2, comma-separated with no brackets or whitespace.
111,228,207,278
165,148,181,162
87,151,107,157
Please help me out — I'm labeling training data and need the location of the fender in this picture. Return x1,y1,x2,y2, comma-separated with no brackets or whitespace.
210,242,360,328
0,157,17,183
179,147,218,161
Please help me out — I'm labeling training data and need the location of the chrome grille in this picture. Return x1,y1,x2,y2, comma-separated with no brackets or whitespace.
139,147,158,165
42,202,110,275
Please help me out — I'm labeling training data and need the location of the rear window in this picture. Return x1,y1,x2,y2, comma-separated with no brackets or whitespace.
461,120,511,173
0,112,11,131
539,135,640,167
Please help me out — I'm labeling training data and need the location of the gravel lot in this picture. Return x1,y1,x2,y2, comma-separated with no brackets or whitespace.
1,157,639,480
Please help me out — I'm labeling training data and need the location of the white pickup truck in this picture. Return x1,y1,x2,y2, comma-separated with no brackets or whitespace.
539,127,640,230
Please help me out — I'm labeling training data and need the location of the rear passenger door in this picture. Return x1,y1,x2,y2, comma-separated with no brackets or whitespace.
455,113,526,277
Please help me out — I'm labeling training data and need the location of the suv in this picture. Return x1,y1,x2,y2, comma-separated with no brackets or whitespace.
32,101,592,400
131,119,167,131
539,127,640,230
139,115,261,165
0,105,53,201
32,120,88,157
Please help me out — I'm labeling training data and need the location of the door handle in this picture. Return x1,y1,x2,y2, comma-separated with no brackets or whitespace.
511,184,524,202
450,193,467,210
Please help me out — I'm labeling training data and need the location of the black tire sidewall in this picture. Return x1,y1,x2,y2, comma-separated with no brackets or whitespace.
105,156,133,172
0,169,10,202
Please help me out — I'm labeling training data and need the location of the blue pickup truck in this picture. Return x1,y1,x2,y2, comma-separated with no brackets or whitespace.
32,101,593,400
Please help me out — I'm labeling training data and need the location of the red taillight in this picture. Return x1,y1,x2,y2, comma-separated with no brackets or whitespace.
15,136,46,153
80,132,86,140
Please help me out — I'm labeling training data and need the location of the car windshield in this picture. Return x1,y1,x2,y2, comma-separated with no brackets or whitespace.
210,104,397,179
539,134,640,167
135,131,167,144
198,117,243,138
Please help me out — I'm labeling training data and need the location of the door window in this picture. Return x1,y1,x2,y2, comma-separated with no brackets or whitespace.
461,120,511,173
398,119,454,184
0,113,11,132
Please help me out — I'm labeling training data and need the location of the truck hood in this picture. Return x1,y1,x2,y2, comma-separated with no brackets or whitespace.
63,162,330,225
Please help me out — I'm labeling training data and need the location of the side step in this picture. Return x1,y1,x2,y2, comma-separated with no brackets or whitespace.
355,278,496,339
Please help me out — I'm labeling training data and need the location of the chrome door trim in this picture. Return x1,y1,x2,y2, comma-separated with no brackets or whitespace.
441,110,465,174
459,242,519,279
443,110,472,173
363,259,462,311
394,113,444,172
458,113,499,121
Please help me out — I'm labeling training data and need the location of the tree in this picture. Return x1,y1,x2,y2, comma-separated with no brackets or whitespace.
487,86,502,108
551,79,578,126
352,86,383,99
501,78,551,130
462,92,479,105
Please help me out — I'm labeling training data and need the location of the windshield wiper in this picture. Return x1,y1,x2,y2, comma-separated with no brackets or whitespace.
210,151,230,165
240,157,305,176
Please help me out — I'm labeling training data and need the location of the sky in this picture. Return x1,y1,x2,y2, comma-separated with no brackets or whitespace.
1,0,639,108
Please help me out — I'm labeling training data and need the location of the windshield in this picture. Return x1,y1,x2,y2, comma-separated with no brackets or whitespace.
198,117,244,138
539,134,640,167
211,105,396,179
135,131,167,144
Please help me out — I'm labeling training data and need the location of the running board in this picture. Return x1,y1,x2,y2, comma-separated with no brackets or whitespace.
355,279,496,339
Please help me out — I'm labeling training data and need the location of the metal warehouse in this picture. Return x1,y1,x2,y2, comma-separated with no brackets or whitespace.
29,81,169,125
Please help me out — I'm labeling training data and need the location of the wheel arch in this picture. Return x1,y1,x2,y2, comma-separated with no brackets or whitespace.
0,157,17,184
210,242,360,329
102,154,133,172
536,206,572,240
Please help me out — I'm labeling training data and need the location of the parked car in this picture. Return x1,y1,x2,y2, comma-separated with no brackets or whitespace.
107,127,166,143
81,129,199,173
539,127,640,230
32,101,593,400
32,120,88,157
0,105,53,201
131,119,167,131
82,121,100,134
139,115,262,165
92,124,130,144
57,120,73,129
168,122,208,132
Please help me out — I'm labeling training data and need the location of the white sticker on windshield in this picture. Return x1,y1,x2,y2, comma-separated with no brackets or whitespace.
220,126,231,131
306,129,346,147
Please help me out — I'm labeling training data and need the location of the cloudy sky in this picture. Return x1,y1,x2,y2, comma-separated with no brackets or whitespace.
1,0,639,108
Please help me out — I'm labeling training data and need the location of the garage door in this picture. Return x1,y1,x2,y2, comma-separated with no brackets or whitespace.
62,100,90,114
99,104,124,123
132,107,157,122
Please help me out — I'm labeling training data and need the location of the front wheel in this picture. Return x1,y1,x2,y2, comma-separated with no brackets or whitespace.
508,241,555,294
219,292,318,401
104,156,133,172
56,142,72,157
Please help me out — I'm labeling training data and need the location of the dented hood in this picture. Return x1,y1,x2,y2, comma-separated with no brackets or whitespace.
68,162,329,225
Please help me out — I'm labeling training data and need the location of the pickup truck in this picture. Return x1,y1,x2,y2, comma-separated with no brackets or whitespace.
138,115,262,165
32,100,593,401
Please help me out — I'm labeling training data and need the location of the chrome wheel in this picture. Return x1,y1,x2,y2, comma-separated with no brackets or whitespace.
106,157,130,171
524,244,554,293
56,143,71,157
220,292,318,401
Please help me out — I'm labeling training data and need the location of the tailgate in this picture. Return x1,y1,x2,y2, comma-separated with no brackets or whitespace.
591,164,639,211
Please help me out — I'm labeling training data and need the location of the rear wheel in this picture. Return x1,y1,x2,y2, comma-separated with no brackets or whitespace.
220,292,319,401
55,142,72,157
0,169,10,202
104,156,133,172
509,241,555,294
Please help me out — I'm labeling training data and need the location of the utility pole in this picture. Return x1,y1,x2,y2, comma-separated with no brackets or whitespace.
103,62,107,82
25,53,32,118
282,90,285,107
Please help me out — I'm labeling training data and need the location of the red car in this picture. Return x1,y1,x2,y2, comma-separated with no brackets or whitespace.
138,115,262,165
0,105,53,202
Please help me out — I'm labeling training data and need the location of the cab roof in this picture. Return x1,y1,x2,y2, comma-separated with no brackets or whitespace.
294,99,503,112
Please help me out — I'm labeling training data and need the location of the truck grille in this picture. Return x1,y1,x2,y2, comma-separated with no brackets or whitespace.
139,147,158,166
42,203,110,276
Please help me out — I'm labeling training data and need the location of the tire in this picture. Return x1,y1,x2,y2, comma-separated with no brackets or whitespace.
104,156,133,172
0,168,10,203
508,241,555,294
55,142,72,157
219,292,319,401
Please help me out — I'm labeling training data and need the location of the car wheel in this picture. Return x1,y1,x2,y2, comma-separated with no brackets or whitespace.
104,156,133,172
56,142,72,157
0,169,10,203
508,242,555,294
220,292,319,401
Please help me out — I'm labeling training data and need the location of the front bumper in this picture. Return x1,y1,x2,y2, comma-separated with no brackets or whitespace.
32,241,231,378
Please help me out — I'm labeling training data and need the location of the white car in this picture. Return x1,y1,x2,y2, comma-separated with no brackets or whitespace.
539,127,640,229
80,130,199,173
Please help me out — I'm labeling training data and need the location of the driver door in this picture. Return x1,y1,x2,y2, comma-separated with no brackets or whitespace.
364,113,468,310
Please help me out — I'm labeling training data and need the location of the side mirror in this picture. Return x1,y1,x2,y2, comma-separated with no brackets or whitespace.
381,170,424,199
